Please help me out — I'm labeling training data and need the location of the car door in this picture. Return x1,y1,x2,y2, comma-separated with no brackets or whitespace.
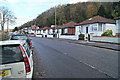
0,45,26,78
22,42,33,73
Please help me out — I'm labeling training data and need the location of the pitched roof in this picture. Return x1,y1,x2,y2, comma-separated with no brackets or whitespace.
59,21,77,28
40,27,49,30
76,15,115,26
48,27,55,29
114,16,120,20
31,25,38,29
38,25,59,30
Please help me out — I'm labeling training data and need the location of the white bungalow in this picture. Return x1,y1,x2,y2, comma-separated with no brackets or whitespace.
75,15,116,40
28,25,39,36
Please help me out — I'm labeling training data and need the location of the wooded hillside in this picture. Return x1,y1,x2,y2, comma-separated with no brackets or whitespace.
20,2,120,29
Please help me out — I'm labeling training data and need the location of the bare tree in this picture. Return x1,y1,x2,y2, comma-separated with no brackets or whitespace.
0,6,16,31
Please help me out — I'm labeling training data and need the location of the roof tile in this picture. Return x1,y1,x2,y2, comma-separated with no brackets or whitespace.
31,25,38,29
114,16,120,20
59,21,77,28
76,15,115,26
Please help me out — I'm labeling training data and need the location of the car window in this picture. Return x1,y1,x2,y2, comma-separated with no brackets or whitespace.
0,45,24,64
23,43,30,57
11,35,28,40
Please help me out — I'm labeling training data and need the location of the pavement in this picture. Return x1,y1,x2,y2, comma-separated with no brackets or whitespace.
45,37,120,51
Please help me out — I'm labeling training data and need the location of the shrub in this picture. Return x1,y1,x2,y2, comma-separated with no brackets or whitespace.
37,33,42,35
0,32,10,41
23,32,28,34
101,29,113,36
79,34,84,40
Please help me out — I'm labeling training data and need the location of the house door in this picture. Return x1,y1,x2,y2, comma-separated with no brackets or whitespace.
86,27,88,33
62,29,64,34
86,27,90,40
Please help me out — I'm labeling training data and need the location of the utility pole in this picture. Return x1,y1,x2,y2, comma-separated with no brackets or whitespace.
34,21,36,36
55,6,57,37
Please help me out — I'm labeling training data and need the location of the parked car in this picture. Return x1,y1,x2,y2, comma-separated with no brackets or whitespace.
9,34,32,49
0,40,33,78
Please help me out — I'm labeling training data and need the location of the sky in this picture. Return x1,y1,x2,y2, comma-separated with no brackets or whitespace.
0,0,88,29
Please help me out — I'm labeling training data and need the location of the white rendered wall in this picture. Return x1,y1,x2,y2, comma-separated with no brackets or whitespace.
36,35,42,37
59,35,78,40
105,24,116,36
47,35,53,38
116,19,120,33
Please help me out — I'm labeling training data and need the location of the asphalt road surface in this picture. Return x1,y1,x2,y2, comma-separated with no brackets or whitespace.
32,37,118,78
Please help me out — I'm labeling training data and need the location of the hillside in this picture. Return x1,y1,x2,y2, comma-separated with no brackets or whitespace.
20,2,120,28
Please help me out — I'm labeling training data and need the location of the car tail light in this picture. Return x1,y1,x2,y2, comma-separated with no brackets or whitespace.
29,42,32,46
19,45,31,73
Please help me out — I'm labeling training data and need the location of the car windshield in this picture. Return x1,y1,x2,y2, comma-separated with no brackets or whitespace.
0,45,23,64
11,35,28,40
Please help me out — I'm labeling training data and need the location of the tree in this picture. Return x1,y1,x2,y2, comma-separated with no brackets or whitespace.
97,5,106,17
14,27,18,31
112,2,120,18
0,6,16,31
12,27,18,32
86,4,98,18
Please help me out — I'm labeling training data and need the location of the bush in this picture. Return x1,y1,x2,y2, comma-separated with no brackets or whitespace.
23,32,28,34
101,29,113,36
0,32,10,41
37,33,42,35
79,34,84,40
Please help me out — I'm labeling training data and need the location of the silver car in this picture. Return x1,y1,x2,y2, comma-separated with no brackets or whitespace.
0,40,33,79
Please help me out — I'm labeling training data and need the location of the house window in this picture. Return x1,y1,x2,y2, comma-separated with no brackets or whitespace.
92,26,97,31
79,26,81,32
59,29,61,34
98,23,102,31
53,29,55,33
43,30,45,33
64,28,68,34
48,29,49,34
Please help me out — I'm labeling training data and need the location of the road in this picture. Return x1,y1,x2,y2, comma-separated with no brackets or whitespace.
32,37,118,78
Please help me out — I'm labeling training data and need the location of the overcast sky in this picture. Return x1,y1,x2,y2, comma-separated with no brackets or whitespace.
0,0,89,29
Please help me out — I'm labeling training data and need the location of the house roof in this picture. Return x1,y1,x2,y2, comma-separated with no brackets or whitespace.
48,25,59,29
48,27,55,29
40,27,49,30
76,15,115,26
31,25,38,29
58,21,77,28
19,30,21,32
38,25,59,31
114,16,120,20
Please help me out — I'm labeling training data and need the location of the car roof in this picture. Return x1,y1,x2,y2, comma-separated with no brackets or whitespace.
12,34,28,36
0,40,26,45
